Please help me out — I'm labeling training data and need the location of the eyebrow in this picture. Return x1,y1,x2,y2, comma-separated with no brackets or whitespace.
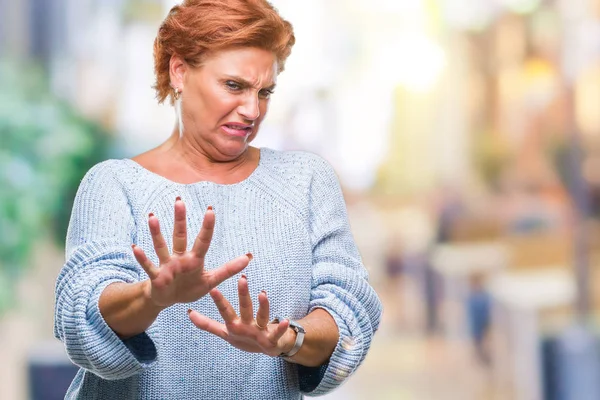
223,75,276,91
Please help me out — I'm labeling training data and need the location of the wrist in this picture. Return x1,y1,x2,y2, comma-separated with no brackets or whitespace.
281,327,297,355
272,317,305,359
141,280,167,312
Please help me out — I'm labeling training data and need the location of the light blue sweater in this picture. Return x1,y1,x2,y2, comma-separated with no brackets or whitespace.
54,147,382,399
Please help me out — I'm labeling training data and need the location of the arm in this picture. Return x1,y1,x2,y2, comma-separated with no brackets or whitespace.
98,280,164,339
297,156,383,396
54,162,156,380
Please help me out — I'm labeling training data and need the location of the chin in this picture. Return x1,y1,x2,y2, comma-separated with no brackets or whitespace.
214,140,250,159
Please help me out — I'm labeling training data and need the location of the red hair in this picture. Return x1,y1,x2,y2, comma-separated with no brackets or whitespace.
153,0,295,105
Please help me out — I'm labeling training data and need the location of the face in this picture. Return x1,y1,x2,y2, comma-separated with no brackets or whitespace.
171,47,278,161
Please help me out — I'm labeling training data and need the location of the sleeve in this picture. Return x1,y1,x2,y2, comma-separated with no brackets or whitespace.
298,156,383,396
53,162,158,381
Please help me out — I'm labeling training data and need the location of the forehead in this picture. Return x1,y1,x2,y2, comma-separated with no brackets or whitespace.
202,47,278,85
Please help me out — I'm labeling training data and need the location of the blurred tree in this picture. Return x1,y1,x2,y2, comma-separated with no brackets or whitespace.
0,61,110,315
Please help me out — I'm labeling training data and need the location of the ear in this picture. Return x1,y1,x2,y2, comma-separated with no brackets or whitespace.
169,54,187,91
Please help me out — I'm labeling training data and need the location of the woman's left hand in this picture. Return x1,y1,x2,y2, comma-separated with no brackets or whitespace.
188,275,295,357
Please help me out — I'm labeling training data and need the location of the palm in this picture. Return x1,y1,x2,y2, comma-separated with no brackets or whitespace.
132,199,250,308
187,280,293,358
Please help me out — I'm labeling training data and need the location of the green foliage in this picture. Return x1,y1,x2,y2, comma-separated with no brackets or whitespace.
0,61,110,313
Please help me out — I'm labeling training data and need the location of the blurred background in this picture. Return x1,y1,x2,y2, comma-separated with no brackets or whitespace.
1,0,600,399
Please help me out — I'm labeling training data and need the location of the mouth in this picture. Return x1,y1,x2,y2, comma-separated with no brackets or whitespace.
221,123,254,137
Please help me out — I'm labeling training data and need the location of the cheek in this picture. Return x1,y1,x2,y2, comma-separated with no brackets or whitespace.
193,84,237,118
259,100,270,118
210,93,238,115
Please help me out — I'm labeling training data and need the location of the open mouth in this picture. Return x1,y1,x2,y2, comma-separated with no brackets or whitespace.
222,124,253,136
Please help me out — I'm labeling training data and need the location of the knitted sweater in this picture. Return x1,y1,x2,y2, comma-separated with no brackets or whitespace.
54,147,382,399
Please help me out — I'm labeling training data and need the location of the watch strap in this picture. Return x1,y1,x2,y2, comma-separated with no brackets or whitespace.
270,317,305,358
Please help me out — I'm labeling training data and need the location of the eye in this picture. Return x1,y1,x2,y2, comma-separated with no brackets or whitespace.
225,81,242,91
259,89,274,99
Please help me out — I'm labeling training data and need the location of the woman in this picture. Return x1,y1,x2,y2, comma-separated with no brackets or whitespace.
54,0,382,398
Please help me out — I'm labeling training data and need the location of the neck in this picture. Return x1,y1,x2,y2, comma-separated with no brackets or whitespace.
158,127,256,183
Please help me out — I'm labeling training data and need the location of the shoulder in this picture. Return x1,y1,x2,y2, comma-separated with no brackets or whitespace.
83,159,127,177
259,147,337,179
77,159,134,191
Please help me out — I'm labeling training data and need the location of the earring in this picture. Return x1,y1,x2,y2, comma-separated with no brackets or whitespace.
174,87,181,100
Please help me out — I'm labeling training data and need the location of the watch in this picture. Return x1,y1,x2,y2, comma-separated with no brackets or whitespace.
270,317,305,358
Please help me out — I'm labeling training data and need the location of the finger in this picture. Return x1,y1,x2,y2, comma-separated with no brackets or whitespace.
148,213,170,264
205,253,252,290
192,206,215,260
132,244,159,280
255,290,270,329
238,275,253,324
172,197,187,255
209,289,238,323
270,318,290,343
188,309,228,340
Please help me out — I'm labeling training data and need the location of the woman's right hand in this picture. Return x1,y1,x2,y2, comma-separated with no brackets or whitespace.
132,197,250,308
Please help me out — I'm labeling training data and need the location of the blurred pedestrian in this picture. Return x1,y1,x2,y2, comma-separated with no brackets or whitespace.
466,273,491,365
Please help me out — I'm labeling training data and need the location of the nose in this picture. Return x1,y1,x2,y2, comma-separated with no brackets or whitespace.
237,93,260,121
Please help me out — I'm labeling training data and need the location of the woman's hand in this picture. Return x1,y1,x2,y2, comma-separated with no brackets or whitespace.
188,275,295,357
132,197,251,308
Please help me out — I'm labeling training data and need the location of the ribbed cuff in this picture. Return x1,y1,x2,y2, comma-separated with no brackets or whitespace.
299,301,368,396
78,279,158,380
58,242,159,381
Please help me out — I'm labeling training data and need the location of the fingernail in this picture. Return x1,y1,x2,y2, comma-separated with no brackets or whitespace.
187,308,192,314
261,290,267,296
246,253,253,261
148,212,154,218
176,196,182,201
131,244,136,249
241,274,247,280
207,205,213,211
